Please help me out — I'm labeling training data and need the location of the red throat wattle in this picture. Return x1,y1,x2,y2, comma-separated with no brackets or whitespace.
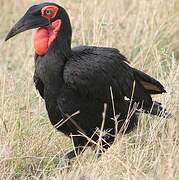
34,19,61,56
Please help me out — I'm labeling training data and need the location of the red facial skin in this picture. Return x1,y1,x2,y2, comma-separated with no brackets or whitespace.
34,5,61,56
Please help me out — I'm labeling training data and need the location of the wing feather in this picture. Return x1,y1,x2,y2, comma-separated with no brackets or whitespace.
64,46,164,107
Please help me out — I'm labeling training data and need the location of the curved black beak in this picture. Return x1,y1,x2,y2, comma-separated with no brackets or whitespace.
5,11,49,41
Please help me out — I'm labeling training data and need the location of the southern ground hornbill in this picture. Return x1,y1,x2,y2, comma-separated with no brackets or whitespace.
5,3,169,161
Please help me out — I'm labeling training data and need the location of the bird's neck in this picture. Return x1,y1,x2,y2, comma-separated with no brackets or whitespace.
45,38,71,80
35,18,72,92
49,34,72,59
35,34,72,92
45,23,72,78
34,19,72,57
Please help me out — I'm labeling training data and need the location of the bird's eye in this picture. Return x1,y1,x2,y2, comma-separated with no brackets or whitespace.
41,6,58,19
45,9,53,16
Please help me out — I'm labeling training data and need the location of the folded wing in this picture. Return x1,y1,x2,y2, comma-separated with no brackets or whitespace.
64,46,166,109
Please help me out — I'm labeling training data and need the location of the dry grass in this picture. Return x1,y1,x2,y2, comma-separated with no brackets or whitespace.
0,0,179,179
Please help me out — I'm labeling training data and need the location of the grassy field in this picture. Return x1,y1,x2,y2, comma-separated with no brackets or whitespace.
0,0,179,179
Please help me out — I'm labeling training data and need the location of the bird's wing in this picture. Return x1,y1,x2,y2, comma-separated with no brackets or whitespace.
64,46,165,106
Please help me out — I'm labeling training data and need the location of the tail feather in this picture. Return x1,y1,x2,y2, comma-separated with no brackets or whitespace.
136,101,171,118
134,69,166,94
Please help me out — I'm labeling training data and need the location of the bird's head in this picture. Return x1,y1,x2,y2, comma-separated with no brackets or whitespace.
5,3,72,56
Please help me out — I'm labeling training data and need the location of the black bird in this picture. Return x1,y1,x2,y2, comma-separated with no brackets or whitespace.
5,3,168,160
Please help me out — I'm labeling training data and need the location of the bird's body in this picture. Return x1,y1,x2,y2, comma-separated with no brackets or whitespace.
34,45,165,150
6,2,168,158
